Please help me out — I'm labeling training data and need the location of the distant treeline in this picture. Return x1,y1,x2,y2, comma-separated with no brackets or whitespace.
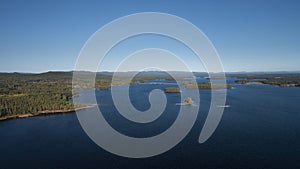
231,73,300,87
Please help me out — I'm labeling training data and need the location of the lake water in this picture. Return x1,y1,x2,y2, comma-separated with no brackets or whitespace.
0,82,300,169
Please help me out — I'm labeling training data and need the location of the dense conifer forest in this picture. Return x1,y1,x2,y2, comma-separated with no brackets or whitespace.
0,72,77,118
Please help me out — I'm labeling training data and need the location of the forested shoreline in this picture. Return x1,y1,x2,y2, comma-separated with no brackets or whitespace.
0,72,84,120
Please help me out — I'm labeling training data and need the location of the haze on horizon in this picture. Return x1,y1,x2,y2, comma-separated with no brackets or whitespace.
0,0,299,73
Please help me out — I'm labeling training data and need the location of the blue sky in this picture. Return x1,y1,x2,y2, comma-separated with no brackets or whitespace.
0,0,299,72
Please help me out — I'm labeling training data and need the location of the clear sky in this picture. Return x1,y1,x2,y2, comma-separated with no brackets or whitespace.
0,0,299,72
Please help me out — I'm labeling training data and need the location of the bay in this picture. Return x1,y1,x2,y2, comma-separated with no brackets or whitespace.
0,82,300,169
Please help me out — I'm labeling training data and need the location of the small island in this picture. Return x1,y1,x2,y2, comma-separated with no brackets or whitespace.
235,80,263,85
164,87,181,93
181,82,232,89
184,97,193,104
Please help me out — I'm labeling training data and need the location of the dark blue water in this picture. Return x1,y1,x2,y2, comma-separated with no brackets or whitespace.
0,83,300,169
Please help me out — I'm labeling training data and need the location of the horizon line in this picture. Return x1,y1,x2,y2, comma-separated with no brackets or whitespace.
1,70,300,74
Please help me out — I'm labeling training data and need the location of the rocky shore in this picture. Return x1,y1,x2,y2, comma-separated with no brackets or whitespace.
0,104,96,122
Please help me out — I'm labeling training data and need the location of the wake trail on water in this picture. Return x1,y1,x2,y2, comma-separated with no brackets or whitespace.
175,103,198,107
